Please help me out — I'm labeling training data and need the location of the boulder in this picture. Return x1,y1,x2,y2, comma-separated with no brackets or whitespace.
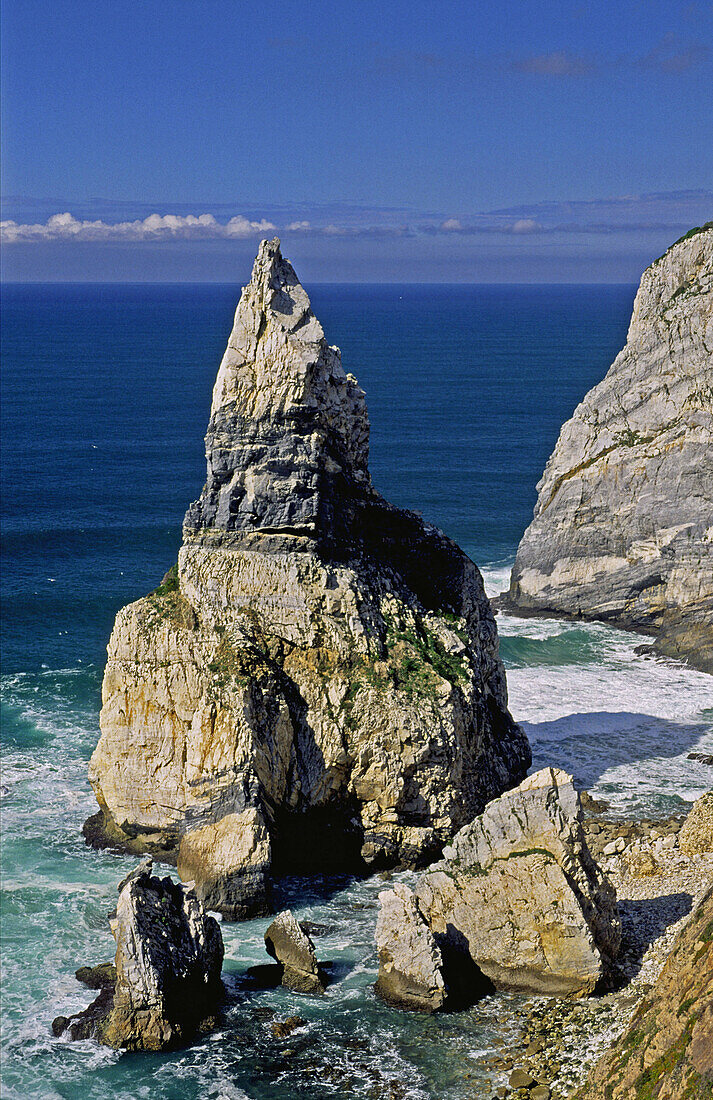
54,860,224,1050
374,884,447,1012
678,791,713,856
264,909,325,993
87,237,530,917
177,807,271,918
414,768,620,996
504,225,713,674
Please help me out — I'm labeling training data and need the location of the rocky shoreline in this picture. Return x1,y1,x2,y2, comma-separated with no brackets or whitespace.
474,803,713,1099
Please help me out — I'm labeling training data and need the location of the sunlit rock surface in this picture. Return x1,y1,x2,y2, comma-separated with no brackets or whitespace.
506,226,713,673
87,238,530,916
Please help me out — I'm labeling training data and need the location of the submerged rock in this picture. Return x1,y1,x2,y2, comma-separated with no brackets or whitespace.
54,860,224,1050
573,885,713,1100
413,768,620,997
87,237,530,916
505,225,713,673
264,910,325,993
374,883,447,1011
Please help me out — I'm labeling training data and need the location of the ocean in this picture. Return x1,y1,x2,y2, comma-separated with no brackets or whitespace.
2,282,712,1100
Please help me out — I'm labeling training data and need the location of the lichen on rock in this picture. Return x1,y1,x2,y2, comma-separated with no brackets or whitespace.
505,226,713,673
87,237,530,917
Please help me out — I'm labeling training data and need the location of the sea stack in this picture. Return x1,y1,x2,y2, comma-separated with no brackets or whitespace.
505,225,713,672
86,238,530,917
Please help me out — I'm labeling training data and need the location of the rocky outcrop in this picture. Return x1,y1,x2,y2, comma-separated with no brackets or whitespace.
54,860,223,1050
678,790,713,857
374,883,447,1011
264,910,325,993
505,226,713,673
412,768,620,996
574,884,713,1100
87,237,530,916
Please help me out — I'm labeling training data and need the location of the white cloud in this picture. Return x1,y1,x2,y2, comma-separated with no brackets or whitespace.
0,211,276,243
285,220,311,231
511,218,543,234
441,218,463,231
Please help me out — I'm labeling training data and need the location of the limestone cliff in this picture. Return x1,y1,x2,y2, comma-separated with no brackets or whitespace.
506,225,713,672
87,239,530,917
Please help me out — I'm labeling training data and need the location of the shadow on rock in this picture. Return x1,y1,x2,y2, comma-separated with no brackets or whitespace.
614,891,693,984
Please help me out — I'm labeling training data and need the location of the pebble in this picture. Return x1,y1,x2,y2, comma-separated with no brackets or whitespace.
509,1069,537,1089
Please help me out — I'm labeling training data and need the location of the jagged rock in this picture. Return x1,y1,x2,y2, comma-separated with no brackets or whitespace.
177,808,272,918
678,790,713,856
504,225,713,674
264,909,325,993
414,768,621,996
87,237,530,916
573,885,713,1100
53,861,223,1050
374,883,447,1011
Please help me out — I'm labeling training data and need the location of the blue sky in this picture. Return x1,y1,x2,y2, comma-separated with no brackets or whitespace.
2,0,712,281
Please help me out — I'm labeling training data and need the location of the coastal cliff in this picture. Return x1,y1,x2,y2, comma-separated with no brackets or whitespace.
506,225,713,672
87,238,530,916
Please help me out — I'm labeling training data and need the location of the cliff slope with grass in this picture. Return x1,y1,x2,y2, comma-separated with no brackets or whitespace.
573,883,712,1100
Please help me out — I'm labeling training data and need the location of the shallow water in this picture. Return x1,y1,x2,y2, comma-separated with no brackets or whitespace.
1,283,711,1099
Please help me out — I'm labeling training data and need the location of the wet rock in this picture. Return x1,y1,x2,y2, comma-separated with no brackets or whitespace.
177,808,272,918
270,1015,306,1038
264,909,326,993
374,884,446,1012
415,768,621,996
53,860,223,1050
509,1068,538,1088
75,963,116,989
688,752,713,766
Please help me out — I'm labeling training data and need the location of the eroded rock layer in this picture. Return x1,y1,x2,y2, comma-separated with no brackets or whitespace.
88,239,530,916
506,226,713,672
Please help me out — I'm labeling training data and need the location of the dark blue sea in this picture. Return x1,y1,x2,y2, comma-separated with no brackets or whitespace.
2,283,712,1099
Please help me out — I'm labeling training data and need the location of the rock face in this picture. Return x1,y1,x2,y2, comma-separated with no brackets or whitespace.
87,237,530,916
574,884,713,1100
374,883,447,1011
678,790,713,857
505,226,713,673
264,910,325,993
413,768,620,996
54,860,224,1050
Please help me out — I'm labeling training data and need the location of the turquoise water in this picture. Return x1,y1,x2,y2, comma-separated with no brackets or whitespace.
2,284,712,1099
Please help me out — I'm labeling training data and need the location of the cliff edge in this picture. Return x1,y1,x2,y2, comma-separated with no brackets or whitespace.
87,239,530,917
505,225,713,673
